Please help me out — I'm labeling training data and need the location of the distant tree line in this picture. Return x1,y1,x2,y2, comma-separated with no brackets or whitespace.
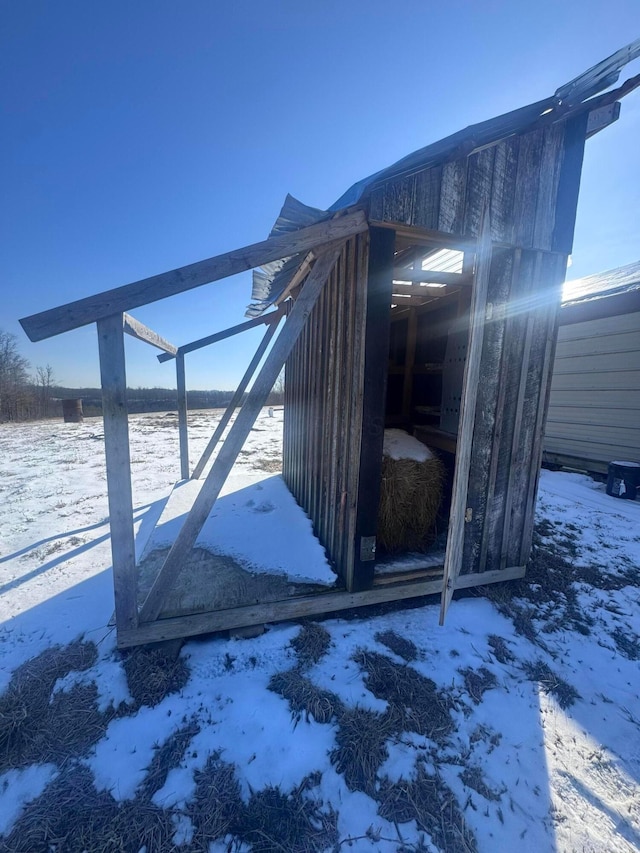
0,329,284,423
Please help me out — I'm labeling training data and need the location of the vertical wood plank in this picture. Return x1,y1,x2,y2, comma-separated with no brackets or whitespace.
176,353,189,480
518,251,567,564
551,113,589,255
401,307,418,420
533,123,565,251
352,227,394,591
511,128,544,248
463,146,496,238
412,166,442,230
489,137,519,243
438,158,468,235
97,314,138,632
439,215,492,624
462,247,514,575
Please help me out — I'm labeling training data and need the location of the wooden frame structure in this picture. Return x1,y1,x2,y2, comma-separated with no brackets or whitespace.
20,44,640,647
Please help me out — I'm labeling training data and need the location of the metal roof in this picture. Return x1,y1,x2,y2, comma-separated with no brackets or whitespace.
248,39,640,317
562,260,640,306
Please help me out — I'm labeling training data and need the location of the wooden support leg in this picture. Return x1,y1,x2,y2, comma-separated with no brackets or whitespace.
191,309,284,480
97,314,138,632
176,353,189,480
139,242,345,623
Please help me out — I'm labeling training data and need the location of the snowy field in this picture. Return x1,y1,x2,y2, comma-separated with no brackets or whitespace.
1,409,639,852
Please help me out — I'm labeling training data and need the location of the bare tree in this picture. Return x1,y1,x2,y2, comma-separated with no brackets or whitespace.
0,330,33,422
35,364,56,419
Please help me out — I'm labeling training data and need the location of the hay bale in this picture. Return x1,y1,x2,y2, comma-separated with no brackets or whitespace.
377,429,444,553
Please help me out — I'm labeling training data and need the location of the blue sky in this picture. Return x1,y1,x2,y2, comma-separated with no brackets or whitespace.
2,1,639,390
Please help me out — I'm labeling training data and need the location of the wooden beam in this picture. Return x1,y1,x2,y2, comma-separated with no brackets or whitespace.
157,306,285,363
19,210,368,342
585,102,621,138
97,314,138,632
117,564,526,647
392,283,460,298
440,214,492,625
190,314,284,479
392,269,472,286
371,219,477,251
176,353,189,481
138,243,344,623
122,314,177,355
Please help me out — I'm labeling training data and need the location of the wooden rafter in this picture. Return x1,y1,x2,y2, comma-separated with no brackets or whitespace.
19,210,367,342
157,306,285,363
123,314,177,355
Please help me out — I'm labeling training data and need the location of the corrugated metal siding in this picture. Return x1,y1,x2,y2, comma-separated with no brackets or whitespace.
545,310,640,468
283,234,370,586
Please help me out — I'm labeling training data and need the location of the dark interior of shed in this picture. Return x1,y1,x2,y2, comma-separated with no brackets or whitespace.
377,236,474,567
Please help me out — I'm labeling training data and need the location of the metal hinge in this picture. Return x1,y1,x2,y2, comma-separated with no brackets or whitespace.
360,536,376,561
465,507,473,523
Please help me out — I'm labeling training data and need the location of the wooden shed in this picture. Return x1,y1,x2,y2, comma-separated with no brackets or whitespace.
544,261,640,473
20,42,640,647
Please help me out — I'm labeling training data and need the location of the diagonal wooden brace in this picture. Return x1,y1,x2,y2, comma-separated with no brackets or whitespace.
191,308,285,480
139,241,346,623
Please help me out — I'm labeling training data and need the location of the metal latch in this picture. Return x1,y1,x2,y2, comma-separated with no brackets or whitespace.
465,507,473,523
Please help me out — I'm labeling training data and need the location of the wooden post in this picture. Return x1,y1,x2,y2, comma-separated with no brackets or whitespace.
139,242,345,623
176,353,189,480
191,314,284,479
97,314,138,632
351,226,395,591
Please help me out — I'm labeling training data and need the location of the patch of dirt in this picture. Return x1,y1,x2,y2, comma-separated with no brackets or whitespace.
137,547,324,617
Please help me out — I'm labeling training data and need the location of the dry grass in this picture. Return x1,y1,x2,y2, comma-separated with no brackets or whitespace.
375,629,419,662
330,707,400,796
122,642,190,708
458,666,498,705
241,778,338,853
354,650,454,742
0,641,114,774
378,763,478,853
0,764,176,853
459,765,506,802
290,622,332,668
269,669,343,724
190,754,244,848
377,454,444,552
523,659,581,709
138,720,200,802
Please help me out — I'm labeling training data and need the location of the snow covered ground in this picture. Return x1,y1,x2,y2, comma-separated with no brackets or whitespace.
1,409,639,852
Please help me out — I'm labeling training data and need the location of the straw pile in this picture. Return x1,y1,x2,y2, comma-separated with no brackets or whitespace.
377,429,444,553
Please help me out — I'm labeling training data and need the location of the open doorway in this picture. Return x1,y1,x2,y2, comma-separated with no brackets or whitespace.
375,235,474,576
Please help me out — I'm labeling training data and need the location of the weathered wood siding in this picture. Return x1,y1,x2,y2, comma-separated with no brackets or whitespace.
461,248,568,575
369,116,588,255
545,307,640,471
283,233,371,589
